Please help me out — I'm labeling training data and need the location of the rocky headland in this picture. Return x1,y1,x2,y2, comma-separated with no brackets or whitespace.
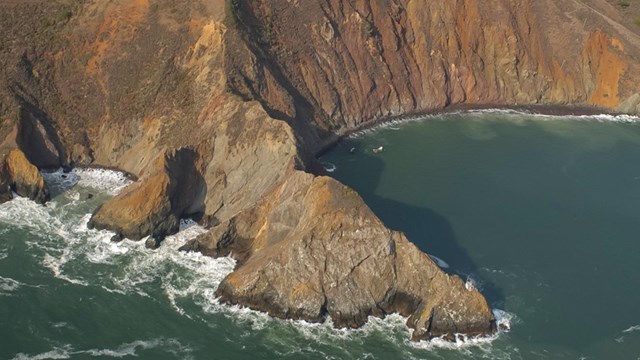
1,0,640,340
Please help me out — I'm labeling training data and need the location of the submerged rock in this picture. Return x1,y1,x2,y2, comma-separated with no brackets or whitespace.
188,171,495,340
0,149,50,204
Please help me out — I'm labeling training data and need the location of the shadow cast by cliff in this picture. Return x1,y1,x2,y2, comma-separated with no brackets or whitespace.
322,140,505,308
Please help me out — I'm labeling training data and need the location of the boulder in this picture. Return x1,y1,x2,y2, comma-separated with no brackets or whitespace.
0,149,50,204
88,148,205,241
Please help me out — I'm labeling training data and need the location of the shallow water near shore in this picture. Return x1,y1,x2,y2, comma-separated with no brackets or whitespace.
0,112,639,359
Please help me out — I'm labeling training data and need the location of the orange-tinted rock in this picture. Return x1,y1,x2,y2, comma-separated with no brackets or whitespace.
89,148,205,241
1,149,49,204
2,0,640,341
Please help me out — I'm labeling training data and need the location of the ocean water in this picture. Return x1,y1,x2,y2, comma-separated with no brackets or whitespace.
321,111,640,359
0,111,638,359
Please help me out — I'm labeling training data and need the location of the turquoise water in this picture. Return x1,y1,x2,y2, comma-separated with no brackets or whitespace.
1,112,639,359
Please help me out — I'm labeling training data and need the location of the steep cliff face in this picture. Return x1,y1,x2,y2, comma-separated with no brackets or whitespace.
227,0,640,140
1,0,640,341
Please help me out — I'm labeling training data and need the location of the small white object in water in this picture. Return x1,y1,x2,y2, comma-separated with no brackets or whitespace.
321,162,337,173
429,255,450,269
373,146,384,154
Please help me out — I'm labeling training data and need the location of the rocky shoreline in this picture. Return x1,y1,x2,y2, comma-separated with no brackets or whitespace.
1,0,640,342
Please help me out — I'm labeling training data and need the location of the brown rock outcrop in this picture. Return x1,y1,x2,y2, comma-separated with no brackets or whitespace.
89,148,205,243
185,171,494,339
1,0,640,341
0,149,49,204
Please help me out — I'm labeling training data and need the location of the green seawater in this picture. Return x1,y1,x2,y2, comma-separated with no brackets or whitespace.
321,111,640,359
0,112,639,359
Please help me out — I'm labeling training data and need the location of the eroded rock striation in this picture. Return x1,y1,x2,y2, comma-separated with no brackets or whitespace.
1,0,640,340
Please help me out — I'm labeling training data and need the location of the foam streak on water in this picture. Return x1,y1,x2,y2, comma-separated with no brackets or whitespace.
11,338,194,360
623,325,640,333
348,110,640,138
0,167,521,359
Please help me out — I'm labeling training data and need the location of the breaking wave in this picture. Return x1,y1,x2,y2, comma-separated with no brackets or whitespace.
349,109,640,138
0,167,517,358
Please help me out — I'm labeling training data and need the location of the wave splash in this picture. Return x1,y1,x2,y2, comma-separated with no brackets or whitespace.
349,109,640,138
11,338,194,360
1,168,517,358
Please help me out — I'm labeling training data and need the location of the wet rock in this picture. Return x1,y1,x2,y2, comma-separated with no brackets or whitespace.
110,232,124,243
2,0,640,342
145,237,161,250
1,149,50,204
89,148,204,241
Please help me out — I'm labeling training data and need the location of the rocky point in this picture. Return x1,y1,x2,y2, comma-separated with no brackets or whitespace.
1,0,640,340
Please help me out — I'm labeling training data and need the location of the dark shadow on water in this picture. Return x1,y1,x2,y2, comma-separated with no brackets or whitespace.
327,140,505,308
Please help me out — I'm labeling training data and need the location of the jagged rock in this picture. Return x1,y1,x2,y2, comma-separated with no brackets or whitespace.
180,218,253,264
0,149,50,204
2,0,640,341
190,171,494,339
88,148,205,241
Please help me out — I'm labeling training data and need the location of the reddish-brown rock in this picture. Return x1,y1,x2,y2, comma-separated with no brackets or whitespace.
1,149,49,204
1,0,640,340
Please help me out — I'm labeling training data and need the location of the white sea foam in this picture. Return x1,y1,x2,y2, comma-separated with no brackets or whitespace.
411,309,514,353
11,339,193,360
321,161,337,173
429,255,450,269
11,347,72,360
0,275,23,295
42,168,132,196
85,338,193,358
0,169,133,285
623,324,640,333
2,166,518,355
348,110,640,138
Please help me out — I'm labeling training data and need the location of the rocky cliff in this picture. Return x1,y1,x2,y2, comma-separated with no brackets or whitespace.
1,0,639,340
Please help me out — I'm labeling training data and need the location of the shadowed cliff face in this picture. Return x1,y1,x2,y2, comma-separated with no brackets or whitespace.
227,0,640,140
1,0,640,341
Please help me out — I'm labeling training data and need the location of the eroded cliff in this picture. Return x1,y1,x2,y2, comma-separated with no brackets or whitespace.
1,0,640,340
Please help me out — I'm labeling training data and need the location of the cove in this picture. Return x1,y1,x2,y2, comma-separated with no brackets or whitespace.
320,111,640,359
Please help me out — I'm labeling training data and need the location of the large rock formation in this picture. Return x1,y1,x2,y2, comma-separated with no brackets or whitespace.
183,171,495,339
1,0,640,340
